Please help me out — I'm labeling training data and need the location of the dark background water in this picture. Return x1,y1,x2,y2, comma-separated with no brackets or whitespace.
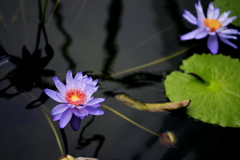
1,0,240,160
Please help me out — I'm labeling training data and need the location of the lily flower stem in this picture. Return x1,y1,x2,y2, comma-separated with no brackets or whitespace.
102,105,160,137
60,128,68,155
38,0,49,22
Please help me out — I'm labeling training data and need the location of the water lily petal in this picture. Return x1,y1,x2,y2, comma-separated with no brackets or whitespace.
221,16,237,27
195,1,205,27
218,33,238,39
195,30,208,39
90,79,98,86
218,29,240,35
66,70,74,89
86,106,104,115
218,11,231,22
86,77,92,83
44,89,66,103
51,104,69,115
89,104,101,108
207,2,214,19
53,113,62,121
180,28,203,40
72,108,88,117
73,71,83,87
59,109,73,128
70,115,82,131
219,37,238,49
53,76,67,96
77,75,88,89
212,8,220,19
207,35,219,54
84,85,98,97
85,98,105,106
183,10,197,25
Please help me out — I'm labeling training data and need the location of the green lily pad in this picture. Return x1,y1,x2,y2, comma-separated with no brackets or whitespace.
214,0,240,27
164,54,240,127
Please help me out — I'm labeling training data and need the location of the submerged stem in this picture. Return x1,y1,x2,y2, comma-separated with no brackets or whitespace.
60,128,68,155
41,108,64,155
102,105,159,137
111,46,194,77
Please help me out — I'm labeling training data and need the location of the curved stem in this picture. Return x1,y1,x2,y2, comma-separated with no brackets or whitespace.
102,105,159,137
60,128,68,155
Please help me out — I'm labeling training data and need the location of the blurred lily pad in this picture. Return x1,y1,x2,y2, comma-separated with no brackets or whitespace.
164,54,240,127
214,0,240,26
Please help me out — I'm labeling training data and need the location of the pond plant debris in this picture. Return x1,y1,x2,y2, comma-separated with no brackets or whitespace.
115,93,190,112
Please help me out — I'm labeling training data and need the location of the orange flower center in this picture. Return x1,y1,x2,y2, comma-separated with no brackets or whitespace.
204,19,222,32
65,88,86,106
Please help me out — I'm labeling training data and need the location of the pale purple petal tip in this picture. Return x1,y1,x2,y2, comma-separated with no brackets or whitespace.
70,115,82,131
182,10,197,25
51,104,69,115
207,2,214,19
73,108,88,117
59,109,73,128
195,30,208,39
207,35,219,54
53,76,67,96
44,89,65,103
219,37,238,49
52,113,62,121
66,70,74,89
85,98,105,106
86,106,104,115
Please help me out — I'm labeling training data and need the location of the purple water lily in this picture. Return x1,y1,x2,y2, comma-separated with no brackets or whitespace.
44,70,105,131
180,1,240,54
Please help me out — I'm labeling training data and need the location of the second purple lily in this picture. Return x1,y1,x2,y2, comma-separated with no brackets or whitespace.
180,1,240,54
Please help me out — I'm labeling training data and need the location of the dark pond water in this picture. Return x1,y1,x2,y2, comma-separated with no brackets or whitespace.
1,0,240,160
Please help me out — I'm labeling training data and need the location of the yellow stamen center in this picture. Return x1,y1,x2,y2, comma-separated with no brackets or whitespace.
204,19,222,32
65,88,86,106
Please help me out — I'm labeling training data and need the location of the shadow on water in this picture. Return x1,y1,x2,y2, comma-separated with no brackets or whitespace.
131,135,159,160
159,111,240,160
0,22,55,106
110,71,166,89
101,0,123,79
0,0,58,109
77,116,105,158
50,0,76,72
